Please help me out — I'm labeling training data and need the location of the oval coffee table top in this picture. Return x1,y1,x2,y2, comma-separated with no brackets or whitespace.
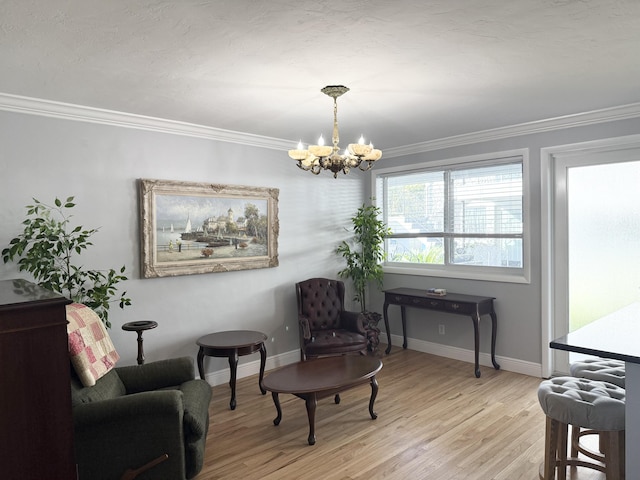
197,330,267,349
263,355,382,394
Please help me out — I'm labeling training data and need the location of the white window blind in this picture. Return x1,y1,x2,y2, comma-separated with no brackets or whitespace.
376,155,525,273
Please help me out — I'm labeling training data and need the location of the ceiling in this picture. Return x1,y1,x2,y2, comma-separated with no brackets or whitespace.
2,0,640,150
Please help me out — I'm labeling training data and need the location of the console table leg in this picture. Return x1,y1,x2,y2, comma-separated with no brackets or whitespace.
369,376,379,420
228,351,239,410
305,393,317,445
471,314,481,378
271,392,282,425
401,306,407,349
490,311,501,370
383,302,392,354
197,347,205,380
259,342,267,394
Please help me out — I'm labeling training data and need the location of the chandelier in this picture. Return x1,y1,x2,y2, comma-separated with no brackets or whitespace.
288,85,382,178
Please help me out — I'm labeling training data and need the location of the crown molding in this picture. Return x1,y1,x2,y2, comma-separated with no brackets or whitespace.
384,102,640,158
0,92,293,151
2,92,640,156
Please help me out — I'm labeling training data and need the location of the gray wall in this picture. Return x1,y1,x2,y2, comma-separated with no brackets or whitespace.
0,110,365,377
367,116,640,375
3,106,640,380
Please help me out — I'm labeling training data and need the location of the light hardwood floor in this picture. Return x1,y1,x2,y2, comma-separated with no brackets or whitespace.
197,348,605,480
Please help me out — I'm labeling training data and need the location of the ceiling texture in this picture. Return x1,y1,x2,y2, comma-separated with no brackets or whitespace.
1,0,640,152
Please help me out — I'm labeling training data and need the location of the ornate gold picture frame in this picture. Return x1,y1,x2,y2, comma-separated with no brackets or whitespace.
139,179,279,278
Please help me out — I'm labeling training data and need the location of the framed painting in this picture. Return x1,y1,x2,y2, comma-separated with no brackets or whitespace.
139,179,279,278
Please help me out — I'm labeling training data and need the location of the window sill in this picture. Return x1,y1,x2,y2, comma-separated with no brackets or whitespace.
383,264,530,284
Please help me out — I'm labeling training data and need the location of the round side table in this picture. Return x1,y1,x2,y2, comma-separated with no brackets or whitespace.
196,330,267,410
122,321,158,365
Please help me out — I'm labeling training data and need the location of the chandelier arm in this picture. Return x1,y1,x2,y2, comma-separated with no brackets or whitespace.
358,161,374,172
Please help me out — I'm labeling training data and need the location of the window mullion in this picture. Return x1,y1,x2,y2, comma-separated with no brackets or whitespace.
382,176,390,254
444,170,452,266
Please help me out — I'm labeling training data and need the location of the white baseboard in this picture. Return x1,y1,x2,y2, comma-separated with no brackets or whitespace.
204,335,543,386
203,349,301,387
382,333,543,378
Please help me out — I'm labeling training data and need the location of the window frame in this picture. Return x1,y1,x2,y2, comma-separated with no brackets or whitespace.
372,148,531,284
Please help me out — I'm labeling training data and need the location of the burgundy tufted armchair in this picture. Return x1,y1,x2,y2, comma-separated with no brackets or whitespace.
295,278,368,360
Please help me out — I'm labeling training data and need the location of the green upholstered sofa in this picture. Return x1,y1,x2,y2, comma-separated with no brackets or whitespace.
70,356,211,480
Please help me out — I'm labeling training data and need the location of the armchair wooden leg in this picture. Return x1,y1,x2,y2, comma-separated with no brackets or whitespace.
121,454,169,480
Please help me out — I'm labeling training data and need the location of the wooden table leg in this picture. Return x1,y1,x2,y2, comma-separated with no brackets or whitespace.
259,342,267,394
305,393,317,445
490,310,501,370
135,331,145,365
228,351,239,410
197,347,205,380
383,301,392,354
401,306,407,349
271,392,282,426
471,313,481,378
384,303,408,353
369,376,379,420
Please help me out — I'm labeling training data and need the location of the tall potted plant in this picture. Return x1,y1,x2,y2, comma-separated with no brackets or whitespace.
336,203,391,350
2,197,131,328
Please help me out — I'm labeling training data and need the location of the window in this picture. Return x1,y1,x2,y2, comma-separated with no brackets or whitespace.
374,150,529,283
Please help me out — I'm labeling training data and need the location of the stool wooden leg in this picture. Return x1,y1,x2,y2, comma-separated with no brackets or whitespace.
541,418,623,480
603,430,625,480
619,430,626,480
543,416,559,480
557,422,568,480
570,426,580,458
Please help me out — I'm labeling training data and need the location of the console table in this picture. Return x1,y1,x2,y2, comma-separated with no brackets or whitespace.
383,288,500,377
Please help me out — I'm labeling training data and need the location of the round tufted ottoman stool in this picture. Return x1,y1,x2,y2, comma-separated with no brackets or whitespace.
537,377,625,479
570,358,626,388
569,358,626,463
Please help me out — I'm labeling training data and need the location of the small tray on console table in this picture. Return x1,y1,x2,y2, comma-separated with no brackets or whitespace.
382,287,500,377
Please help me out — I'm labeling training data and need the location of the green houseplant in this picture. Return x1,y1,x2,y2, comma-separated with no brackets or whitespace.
2,197,131,328
336,203,391,336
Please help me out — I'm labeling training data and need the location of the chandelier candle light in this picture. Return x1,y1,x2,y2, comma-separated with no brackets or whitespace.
288,85,382,178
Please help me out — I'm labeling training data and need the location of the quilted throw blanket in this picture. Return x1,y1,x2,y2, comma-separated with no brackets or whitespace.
66,303,120,387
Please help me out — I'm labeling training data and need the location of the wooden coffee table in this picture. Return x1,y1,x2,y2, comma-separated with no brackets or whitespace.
196,330,267,410
262,355,382,445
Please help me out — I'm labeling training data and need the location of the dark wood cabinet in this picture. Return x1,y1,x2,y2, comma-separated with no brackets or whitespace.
0,279,75,479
